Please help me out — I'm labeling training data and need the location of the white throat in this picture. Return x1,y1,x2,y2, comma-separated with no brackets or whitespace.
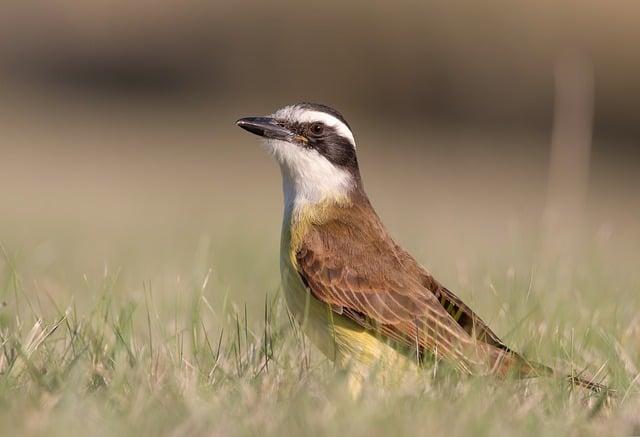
264,138,354,217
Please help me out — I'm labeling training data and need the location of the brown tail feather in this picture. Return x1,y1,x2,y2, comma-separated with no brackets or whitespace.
488,348,612,394
565,373,612,393
529,361,613,394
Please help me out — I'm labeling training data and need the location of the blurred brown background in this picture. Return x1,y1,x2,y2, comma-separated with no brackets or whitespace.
2,1,639,129
0,1,638,308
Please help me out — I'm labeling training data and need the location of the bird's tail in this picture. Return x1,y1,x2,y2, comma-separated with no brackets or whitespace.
563,371,612,393
487,347,612,394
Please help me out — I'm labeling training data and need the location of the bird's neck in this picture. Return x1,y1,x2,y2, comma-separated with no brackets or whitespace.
280,177,376,271
279,163,354,221
280,172,354,263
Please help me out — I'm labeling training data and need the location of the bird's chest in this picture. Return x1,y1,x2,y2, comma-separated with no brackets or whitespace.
279,221,417,374
279,223,338,359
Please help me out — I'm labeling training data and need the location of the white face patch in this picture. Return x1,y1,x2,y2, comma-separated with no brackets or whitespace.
271,105,356,148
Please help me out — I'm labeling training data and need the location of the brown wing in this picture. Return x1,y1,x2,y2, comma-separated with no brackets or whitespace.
294,200,516,373
420,275,510,351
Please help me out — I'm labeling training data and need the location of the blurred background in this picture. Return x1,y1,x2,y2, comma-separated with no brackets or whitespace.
0,0,638,315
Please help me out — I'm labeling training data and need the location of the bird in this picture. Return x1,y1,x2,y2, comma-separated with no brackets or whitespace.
236,102,608,395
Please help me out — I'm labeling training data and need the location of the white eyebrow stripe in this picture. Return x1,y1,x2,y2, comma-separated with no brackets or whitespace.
273,106,356,148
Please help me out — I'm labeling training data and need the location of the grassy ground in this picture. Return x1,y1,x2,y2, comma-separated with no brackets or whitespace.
1,225,639,437
0,112,639,435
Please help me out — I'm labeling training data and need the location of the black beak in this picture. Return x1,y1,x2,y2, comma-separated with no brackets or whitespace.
236,117,296,142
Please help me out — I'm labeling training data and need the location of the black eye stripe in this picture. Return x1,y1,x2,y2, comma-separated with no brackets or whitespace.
307,131,357,168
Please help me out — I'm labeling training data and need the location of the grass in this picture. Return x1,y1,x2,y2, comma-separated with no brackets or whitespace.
0,220,639,437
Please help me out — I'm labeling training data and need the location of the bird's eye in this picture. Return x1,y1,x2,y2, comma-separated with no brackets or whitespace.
309,122,324,136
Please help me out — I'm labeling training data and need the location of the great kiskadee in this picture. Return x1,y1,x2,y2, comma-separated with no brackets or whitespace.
236,102,607,394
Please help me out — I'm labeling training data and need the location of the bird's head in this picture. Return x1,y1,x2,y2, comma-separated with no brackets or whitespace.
236,103,361,208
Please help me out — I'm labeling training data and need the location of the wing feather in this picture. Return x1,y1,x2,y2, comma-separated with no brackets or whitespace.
294,209,488,369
